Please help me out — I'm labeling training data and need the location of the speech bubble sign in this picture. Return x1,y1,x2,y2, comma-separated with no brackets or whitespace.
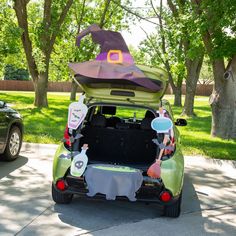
151,117,173,133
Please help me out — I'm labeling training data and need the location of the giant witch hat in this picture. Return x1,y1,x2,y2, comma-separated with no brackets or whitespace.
68,24,162,92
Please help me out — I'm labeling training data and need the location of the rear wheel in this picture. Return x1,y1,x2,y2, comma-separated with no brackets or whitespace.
51,183,73,204
3,126,22,161
163,192,182,218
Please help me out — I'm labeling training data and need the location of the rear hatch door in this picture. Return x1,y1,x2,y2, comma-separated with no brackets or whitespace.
73,64,168,105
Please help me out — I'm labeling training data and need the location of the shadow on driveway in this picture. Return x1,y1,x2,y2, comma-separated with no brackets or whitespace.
0,155,28,179
50,172,204,235
0,155,51,236
51,164,236,235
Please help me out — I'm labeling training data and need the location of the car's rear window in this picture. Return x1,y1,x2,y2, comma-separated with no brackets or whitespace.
92,105,155,121
115,106,146,120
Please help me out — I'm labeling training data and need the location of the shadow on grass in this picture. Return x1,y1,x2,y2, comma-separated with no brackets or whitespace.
184,116,212,133
0,92,34,105
194,105,211,112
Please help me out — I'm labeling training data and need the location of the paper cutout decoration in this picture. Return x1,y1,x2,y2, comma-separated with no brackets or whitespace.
148,108,174,179
147,134,169,179
70,144,88,177
151,114,173,134
68,94,88,130
85,164,143,201
147,162,161,179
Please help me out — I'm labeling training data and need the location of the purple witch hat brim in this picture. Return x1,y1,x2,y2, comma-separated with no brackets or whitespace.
68,61,162,92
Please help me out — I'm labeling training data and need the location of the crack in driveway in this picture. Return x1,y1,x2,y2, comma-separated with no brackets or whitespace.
14,204,54,236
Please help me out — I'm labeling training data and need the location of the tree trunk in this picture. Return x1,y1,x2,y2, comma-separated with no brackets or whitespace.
167,71,183,107
173,85,182,107
182,56,203,116
33,72,48,107
210,57,236,138
182,88,195,116
70,79,78,101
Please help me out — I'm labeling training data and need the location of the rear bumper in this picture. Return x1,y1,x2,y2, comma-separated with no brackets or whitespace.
53,174,180,205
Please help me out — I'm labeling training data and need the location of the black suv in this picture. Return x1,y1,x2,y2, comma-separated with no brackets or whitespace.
0,101,23,161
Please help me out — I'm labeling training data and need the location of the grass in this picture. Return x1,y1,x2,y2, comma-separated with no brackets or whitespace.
164,95,236,160
0,91,71,144
0,91,235,160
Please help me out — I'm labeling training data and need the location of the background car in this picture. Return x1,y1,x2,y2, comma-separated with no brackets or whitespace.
0,100,23,161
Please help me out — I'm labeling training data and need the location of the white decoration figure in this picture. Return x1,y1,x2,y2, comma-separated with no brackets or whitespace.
68,94,88,130
70,144,89,177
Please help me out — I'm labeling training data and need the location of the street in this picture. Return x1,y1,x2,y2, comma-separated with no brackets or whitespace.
0,143,236,236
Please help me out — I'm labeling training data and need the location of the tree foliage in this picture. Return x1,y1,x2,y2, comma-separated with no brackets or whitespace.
0,0,132,82
0,0,26,78
199,56,213,84
4,64,29,80
196,0,236,59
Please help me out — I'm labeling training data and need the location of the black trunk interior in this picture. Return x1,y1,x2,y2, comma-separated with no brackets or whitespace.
79,122,159,167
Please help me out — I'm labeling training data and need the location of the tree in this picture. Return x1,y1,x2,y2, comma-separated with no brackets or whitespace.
107,0,204,112
139,32,185,107
139,0,186,107
129,45,149,65
166,0,204,116
13,0,74,107
137,0,204,113
193,0,236,138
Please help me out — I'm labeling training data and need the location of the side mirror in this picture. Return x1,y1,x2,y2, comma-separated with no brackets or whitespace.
0,101,6,109
175,118,187,126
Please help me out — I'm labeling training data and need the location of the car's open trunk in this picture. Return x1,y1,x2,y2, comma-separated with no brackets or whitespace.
78,117,162,171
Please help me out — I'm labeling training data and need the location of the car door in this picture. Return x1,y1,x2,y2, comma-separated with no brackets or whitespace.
0,102,9,151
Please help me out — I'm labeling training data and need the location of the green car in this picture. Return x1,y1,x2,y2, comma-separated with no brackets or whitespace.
52,64,186,218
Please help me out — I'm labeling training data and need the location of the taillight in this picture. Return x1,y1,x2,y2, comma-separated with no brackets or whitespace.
56,179,67,191
160,191,172,202
64,124,71,146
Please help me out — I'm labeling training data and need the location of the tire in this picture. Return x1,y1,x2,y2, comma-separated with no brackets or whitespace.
51,183,73,204
3,126,22,161
164,192,182,218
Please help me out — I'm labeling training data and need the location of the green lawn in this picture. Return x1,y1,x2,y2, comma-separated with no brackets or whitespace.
1,91,235,160
0,91,71,144
164,95,236,160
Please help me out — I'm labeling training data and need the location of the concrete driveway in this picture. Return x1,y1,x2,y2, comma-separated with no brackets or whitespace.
0,143,236,236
